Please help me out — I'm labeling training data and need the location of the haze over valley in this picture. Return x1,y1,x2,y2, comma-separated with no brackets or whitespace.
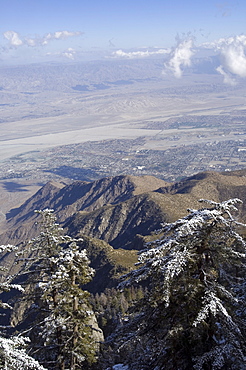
1,57,246,221
2,0,246,219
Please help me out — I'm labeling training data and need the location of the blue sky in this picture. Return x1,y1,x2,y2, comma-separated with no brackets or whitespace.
1,0,246,82
1,0,245,47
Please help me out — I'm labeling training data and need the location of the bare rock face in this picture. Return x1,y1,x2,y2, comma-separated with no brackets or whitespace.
1,170,246,272
65,192,170,249
1,170,246,249
0,175,169,245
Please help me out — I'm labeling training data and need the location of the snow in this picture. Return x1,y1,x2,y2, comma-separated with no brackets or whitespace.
112,365,129,370
0,336,46,369
117,198,246,369
0,244,17,253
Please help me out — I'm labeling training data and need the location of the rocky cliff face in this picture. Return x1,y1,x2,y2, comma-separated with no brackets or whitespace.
0,175,169,244
2,170,246,246
65,192,170,249
1,170,246,284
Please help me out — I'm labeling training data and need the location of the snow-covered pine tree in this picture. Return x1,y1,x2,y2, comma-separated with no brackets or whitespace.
0,244,23,310
40,242,96,370
109,198,246,370
16,209,98,370
0,244,46,370
0,336,46,370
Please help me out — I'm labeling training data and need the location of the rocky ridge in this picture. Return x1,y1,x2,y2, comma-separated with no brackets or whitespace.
1,170,246,290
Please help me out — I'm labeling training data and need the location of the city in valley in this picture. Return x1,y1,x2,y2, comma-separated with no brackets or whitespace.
1,58,246,219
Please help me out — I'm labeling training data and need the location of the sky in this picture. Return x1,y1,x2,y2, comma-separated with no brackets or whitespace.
1,0,246,84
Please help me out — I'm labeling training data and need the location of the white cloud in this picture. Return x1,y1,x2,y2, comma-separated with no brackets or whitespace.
62,48,76,60
111,48,170,59
25,38,37,47
3,30,82,48
163,38,194,78
218,36,246,78
3,31,23,46
203,35,246,83
46,47,77,60
43,31,82,45
216,65,236,85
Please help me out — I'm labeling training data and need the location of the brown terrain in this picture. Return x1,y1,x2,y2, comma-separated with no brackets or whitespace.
0,169,246,292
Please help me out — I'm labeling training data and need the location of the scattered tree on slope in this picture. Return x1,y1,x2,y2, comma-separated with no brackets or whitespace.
17,209,98,370
0,244,45,370
108,199,246,370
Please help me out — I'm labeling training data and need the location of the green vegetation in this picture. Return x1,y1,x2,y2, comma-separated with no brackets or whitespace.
0,192,245,369
15,209,98,370
0,245,45,369
91,286,145,337
105,199,246,369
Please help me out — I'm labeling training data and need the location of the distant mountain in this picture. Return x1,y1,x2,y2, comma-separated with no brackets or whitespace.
156,170,246,221
1,170,246,290
3,175,168,243
0,175,168,287
2,169,246,246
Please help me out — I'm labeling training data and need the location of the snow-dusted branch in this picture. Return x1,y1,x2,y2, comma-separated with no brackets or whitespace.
115,198,246,369
0,336,47,370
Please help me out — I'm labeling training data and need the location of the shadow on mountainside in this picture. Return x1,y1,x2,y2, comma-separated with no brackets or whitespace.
2,181,30,193
45,165,100,182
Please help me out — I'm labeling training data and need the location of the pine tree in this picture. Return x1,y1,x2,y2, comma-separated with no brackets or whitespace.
17,209,98,370
0,336,46,370
40,242,96,370
0,244,23,309
109,199,246,370
0,244,46,370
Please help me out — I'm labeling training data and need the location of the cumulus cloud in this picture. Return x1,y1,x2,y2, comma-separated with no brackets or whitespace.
111,38,194,78
3,31,23,46
25,38,37,47
203,35,246,83
218,36,246,77
42,31,82,45
3,30,82,48
62,48,77,60
216,65,236,85
163,38,194,78
46,47,77,60
111,48,170,59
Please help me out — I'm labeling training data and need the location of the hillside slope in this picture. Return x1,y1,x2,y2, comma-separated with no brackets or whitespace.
2,170,246,246
156,170,246,220
1,175,168,244
0,169,246,289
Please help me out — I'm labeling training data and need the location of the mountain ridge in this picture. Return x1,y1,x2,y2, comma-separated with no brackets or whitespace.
2,170,246,246
1,169,246,290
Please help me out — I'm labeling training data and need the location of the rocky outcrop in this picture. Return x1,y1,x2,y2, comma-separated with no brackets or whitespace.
65,192,171,249
2,170,246,248
156,170,246,221
0,170,246,297
0,175,169,244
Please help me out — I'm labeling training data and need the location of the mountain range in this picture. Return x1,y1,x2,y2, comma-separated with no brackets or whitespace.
1,169,246,292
